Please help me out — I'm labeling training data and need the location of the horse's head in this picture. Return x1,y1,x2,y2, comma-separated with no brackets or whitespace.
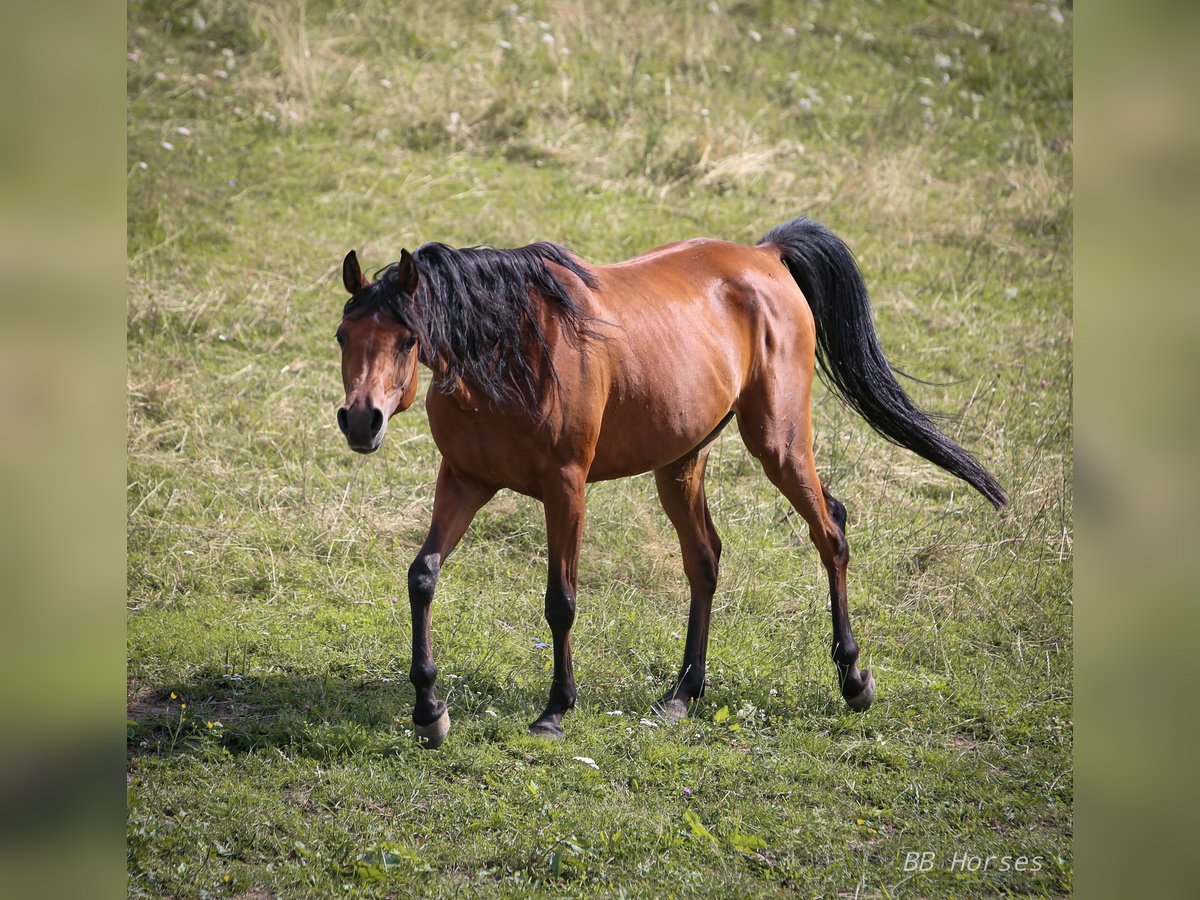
335,249,422,453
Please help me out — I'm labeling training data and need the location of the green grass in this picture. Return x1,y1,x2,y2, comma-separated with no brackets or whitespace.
127,0,1072,895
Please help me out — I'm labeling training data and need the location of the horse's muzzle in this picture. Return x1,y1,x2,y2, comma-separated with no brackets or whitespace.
337,403,385,453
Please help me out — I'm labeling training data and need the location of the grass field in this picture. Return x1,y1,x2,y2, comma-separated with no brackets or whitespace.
127,0,1072,895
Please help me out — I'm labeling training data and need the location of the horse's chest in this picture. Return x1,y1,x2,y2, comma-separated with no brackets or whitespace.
426,397,548,497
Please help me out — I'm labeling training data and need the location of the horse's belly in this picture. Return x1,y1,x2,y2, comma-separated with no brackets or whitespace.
587,384,738,481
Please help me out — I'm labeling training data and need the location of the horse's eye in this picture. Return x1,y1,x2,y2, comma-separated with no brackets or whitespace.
336,330,346,347
402,335,416,352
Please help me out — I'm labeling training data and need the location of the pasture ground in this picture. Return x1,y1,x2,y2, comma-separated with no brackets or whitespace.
127,1,1072,895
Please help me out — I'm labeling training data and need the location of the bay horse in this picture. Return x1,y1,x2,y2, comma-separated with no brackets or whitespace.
335,217,1006,748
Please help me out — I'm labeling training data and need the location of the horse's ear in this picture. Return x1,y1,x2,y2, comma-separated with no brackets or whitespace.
342,250,367,295
396,248,420,296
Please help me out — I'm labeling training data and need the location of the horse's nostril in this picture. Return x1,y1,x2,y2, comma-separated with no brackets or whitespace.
370,408,384,436
337,408,349,435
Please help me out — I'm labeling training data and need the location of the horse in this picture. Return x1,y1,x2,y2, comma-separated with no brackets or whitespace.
334,216,1007,749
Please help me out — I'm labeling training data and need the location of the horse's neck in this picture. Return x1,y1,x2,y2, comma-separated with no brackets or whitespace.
420,351,475,411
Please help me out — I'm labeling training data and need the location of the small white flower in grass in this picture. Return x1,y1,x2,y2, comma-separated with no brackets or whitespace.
183,549,194,555
573,756,599,770
176,126,191,136
498,40,512,50
606,710,623,716
218,334,227,341
919,96,933,106
128,51,140,63
155,72,166,81
748,29,762,42
1050,6,1064,25
161,141,174,151
165,57,177,65
935,53,952,70
1005,287,1018,300
262,111,276,122
639,718,659,728
380,78,392,89
799,98,811,111
214,69,228,79
485,708,498,717
542,33,555,46
136,161,148,170
783,25,796,37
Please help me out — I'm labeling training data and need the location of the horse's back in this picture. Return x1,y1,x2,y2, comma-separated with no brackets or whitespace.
577,238,815,481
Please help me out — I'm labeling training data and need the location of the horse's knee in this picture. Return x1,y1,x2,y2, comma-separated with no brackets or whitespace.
408,554,440,604
544,585,576,633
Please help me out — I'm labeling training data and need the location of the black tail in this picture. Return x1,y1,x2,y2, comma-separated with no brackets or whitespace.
760,216,1008,509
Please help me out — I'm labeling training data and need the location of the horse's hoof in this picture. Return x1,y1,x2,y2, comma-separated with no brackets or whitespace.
414,710,450,749
654,698,690,723
844,670,876,712
528,720,565,739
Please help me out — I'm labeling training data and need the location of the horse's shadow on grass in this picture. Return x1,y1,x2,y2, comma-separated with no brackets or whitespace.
128,669,627,760
128,664,909,762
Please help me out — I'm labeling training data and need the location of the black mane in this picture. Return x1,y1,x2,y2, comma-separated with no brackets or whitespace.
344,241,600,410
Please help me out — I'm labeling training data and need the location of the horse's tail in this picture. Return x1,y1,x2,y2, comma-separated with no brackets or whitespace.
759,216,1008,509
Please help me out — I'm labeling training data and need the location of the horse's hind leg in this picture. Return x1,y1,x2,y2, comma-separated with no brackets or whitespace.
653,447,721,721
735,386,876,711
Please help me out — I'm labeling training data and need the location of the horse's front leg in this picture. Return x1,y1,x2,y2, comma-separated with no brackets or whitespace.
529,469,587,739
408,462,495,749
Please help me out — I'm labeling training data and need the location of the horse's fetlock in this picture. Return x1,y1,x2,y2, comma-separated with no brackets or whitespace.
832,639,859,668
410,659,438,688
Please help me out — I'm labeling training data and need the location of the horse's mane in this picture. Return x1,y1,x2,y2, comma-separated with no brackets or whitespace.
344,241,601,410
